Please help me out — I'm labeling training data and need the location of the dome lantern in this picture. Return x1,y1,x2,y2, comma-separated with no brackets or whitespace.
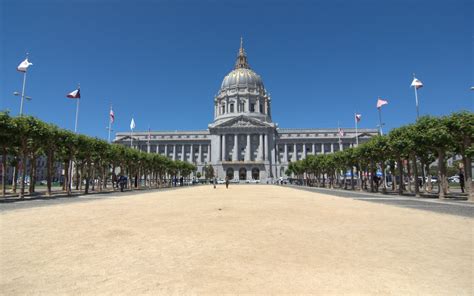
235,37,250,69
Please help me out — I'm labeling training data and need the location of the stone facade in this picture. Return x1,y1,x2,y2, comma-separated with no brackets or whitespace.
115,41,378,181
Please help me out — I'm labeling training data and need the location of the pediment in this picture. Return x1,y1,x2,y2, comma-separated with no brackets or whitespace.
210,116,273,129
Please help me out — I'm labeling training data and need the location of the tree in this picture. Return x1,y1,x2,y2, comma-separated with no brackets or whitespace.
445,111,474,201
0,112,15,197
416,116,454,199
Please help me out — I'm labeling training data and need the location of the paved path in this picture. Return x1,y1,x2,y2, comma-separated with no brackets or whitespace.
287,185,474,218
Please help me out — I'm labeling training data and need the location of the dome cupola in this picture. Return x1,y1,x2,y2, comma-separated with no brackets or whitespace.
214,38,272,123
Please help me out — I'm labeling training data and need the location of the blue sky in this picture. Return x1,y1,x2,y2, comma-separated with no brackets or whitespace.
1,0,472,139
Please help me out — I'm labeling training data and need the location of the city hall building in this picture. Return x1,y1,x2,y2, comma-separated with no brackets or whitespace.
115,42,378,181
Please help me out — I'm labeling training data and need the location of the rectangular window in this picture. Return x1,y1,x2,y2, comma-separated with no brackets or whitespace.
221,105,225,114
250,104,255,112
230,104,234,113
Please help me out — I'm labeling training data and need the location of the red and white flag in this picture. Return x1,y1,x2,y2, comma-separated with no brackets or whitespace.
355,113,362,122
338,127,344,137
376,98,388,109
411,77,423,89
109,108,115,123
17,58,33,72
66,88,80,99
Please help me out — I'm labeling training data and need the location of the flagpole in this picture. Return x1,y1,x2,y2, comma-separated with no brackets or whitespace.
107,105,112,143
377,104,383,136
74,98,80,133
70,84,80,192
147,126,151,153
337,121,342,150
19,71,27,116
413,73,420,119
355,112,359,146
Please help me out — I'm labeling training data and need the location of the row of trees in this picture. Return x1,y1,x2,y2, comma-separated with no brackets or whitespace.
285,112,473,201
0,112,196,198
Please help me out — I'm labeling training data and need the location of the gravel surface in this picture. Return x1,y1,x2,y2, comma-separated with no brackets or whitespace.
1,185,472,295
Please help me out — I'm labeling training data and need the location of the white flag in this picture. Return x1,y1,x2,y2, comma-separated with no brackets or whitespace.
130,118,136,130
17,58,33,72
411,77,423,89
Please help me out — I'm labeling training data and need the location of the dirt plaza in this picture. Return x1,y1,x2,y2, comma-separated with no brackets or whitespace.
1,185,472,295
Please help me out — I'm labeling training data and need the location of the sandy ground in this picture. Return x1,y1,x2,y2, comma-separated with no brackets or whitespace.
1,185,472,295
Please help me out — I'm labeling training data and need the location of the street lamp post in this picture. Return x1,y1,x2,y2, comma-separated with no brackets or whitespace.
13,92,32,115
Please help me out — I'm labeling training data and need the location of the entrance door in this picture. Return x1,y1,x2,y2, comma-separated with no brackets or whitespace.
239,168,247,180
252,168,260,180
226,168,234,180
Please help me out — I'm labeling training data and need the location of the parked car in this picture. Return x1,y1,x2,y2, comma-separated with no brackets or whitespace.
217,179,225,184
448,175,460,183
39,180,48,185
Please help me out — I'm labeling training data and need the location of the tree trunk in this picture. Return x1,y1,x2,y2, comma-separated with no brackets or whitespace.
63,161,68,191
19,151,28,199
84,162,92,194
412,155,420,197
46,150,53,196
1,149,6,197
437,149,448,199
390,161,396,192
29,153,37,194
462,138,473,201
397,158,404,195
406,159,413,194
11,163,18,193
381,162,387,194
370,162,375,193
91,166,96,191
420,159,426,191
425,163,432,193
350,167,354,190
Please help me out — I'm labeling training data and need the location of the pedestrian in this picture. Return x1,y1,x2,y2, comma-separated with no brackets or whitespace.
225,177,229,189
459,169,465,193
213,177,217,189
119,175,125,192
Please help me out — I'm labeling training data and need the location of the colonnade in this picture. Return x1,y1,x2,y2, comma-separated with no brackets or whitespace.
219,133,268,162
279,142,355,163
149,143,211,163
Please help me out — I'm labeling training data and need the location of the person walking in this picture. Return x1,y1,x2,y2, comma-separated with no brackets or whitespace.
459,169,465,193
225,176,229,189
213,177,217,189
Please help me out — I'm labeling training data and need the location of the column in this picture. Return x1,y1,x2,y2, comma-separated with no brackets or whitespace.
232,134,238,161
156,144,159,154
198,144,202,163
303,143,307,159
165,144,168,157
191,144,195,163
321,143,325,154
331,143,334,153
181,145,185,161
292,143,297,162
284,144,288,163
245,134,251,161
173,144,176,160
312,143,315,155
257,134,263,161
264,134,269,161
208,144,211,162
222,135,226,161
